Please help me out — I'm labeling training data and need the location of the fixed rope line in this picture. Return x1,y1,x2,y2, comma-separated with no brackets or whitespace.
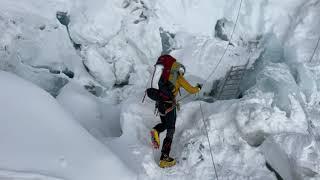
177,93,192,103
304,35,320,150
308,35,320,63
305,35,320,155
145,0,245,104
200,101,219,180
199,101,219,180
203,0,244,86
198,0,244,179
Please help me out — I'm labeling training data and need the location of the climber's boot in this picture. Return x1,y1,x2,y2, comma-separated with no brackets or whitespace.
159,154,176,168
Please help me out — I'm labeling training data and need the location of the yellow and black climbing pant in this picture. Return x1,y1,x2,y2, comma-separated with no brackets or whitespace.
153,101,176,156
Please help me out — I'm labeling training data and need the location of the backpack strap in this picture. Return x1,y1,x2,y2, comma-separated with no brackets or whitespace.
169,62,185,89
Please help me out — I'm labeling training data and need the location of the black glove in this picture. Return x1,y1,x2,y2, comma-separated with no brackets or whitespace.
196,83,203,90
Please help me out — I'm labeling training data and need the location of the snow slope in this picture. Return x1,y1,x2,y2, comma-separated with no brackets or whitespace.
112,98,276,179
57,82,122,138
0,71,135,180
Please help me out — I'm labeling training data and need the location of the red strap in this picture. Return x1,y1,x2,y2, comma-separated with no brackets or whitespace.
163,101,176,115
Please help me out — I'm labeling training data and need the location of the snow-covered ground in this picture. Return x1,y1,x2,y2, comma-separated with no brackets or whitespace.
0,71,134,180
1,0,320,179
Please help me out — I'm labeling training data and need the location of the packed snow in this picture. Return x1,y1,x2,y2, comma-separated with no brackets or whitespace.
0,0,320,180
0,71,134,180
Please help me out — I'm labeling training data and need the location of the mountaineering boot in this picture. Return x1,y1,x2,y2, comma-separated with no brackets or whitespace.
159,154,176,168
150,129,160,149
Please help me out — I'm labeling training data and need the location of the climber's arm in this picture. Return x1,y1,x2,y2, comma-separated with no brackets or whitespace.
178,75,200,94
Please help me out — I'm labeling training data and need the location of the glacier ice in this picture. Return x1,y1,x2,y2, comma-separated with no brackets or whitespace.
0,0,320,179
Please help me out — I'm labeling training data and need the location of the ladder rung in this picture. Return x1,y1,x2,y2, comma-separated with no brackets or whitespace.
223,86,238,90
221,86,239,90
229,78,242,81
218,97,232,100
217,65,247,100
226,77,240,80
229,73,242,76
220,93,237,97
229,74,242,78
229,74,244,78
222,89,238,92
232,66,246,69
225,80,239,83
221,91,238,95
221,90,239,94
225,82,240,86
221,89,237,93
233,64,247,67
218,96,235,100
234,67,246,70
232,65,245,67
222,91,239,95
230,69,245,73
227,77,242,81
218,95,236,99
219,94,235,97
229,72,244,76
219,94,232,98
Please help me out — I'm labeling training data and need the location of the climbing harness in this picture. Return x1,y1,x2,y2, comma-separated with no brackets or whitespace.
153,94,189,116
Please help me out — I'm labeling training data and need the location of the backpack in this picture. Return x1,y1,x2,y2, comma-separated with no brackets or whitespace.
145,55,185,102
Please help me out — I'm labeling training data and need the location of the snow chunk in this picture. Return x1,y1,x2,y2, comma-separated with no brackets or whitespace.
69,0,124,43
262,133,320,180
235,91,308,146
83,47,116,88
214,18,233,41
114,59,132,86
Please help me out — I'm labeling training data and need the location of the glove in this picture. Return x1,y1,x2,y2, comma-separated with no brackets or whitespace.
196,83,203,90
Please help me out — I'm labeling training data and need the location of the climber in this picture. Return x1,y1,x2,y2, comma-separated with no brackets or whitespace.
146,54,202,168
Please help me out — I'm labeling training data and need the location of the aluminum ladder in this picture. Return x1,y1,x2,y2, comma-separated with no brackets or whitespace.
217,61,249,100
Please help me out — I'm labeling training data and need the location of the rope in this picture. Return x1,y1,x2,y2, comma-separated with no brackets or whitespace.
197,0,244,179
203,0,244,85
146,2,244,178
177,93,192,103
305,32,320,155
142,67,156,103
200,101,219,180
305,29,320,155
308,35,320,63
